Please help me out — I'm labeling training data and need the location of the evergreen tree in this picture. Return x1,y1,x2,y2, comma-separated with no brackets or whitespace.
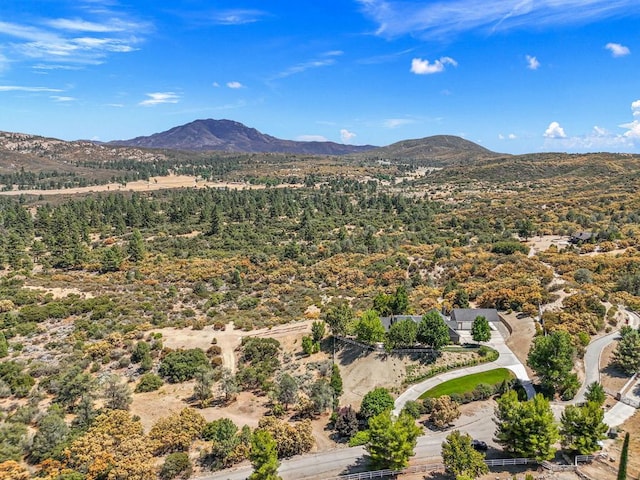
618,432,630,480
0,332,8,358
330,364,343,399
366,411,422,470
323,303,353,337
611,327,640,375
102,375,132,411
417,311,450,349
441,430,488,479
355,310,386,345
127,228,145,262
584,382,606,406
248,430,282,480
560,401,608,454
495,391,559,461
29,406,69,463
277,374,298,410
208,205,223,236
527,330,576,394
471,315,491,343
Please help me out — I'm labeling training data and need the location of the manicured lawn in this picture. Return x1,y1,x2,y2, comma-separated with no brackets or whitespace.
419,368,514,399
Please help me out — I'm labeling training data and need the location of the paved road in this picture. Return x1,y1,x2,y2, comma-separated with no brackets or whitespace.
196,404,497,480
573,329,622,404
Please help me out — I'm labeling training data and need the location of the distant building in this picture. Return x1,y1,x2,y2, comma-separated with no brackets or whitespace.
569,231,594,244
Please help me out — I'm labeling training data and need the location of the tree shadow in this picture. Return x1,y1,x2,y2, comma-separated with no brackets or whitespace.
602,363,630,381
336,341,374,366
338,455,371,475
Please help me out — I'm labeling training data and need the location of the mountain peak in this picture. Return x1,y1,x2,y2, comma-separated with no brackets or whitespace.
110,118,375,155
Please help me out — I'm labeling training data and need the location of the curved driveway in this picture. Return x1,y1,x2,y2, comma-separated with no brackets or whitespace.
393,329,536,416
199,311,639,479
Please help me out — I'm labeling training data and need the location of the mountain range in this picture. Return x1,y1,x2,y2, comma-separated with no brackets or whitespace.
109,119,376,155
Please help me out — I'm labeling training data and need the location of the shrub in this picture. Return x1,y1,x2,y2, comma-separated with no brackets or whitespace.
401,400,423,419
160,452,192,480
135,373,163,393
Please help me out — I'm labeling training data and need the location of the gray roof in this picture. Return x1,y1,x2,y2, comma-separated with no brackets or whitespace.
450,308,500,323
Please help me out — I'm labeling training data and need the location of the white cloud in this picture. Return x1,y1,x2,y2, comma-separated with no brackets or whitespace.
499,133,517,140
139,92,180,106
211,9,268,25
212,82,220,87
0,9,150,67
621,121,640,138
0,85,63,92
273,57,337,79
384,118,414,128
46,18,126,33
226,81,243,89
410,56,457,75
50,95,75,102
605,42,630,57
526,55,540,70
544,121,567,138
297,135,329,142
631,100,640,117
340,129,356,143
357,0,638,39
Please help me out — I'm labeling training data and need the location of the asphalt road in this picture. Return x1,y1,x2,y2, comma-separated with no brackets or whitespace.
197,404,497,480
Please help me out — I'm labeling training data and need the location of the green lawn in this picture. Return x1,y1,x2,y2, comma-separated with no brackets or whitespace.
419,368,514,399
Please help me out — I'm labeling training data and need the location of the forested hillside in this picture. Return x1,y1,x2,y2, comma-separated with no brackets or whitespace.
0,147,639,478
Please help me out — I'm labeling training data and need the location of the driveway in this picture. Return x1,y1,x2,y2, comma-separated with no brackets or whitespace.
393,329,535,416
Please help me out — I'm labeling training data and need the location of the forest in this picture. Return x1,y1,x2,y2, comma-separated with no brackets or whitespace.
0,147,639,479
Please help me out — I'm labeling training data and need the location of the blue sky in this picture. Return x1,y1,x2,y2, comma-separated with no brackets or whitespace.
0,0,639,154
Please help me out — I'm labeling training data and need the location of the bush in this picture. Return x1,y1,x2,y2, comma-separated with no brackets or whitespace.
159,349,209,383
135,373,163,393
160,452,192,480
401,400,423,419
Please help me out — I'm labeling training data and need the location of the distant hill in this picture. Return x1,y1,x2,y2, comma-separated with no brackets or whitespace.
110,119,376,155
355,135,503,166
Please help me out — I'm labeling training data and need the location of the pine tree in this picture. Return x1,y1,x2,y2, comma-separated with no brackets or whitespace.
471,315,491,343
441,430,488,479
127,228,145,263
366,411,422,470
249,430,282,480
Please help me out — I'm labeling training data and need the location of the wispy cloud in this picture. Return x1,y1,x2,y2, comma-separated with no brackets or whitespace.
526,55,540,70
211,9,269,25
410,56,457,75
226,81,244,89
51,95,75,102
0,85,63,92
384,118,415,128
139,92,180,106
0,7,150,68
297,135,329,142
357,0,638,39
273,51,343,79
605,42,630,57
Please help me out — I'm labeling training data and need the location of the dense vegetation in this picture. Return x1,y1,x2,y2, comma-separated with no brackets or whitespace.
0,147,638,477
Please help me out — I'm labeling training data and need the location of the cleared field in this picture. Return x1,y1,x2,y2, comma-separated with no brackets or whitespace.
419,368,514,399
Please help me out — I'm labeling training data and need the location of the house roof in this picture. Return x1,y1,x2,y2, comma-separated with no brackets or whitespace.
450,308,500,323
571,231,593,242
